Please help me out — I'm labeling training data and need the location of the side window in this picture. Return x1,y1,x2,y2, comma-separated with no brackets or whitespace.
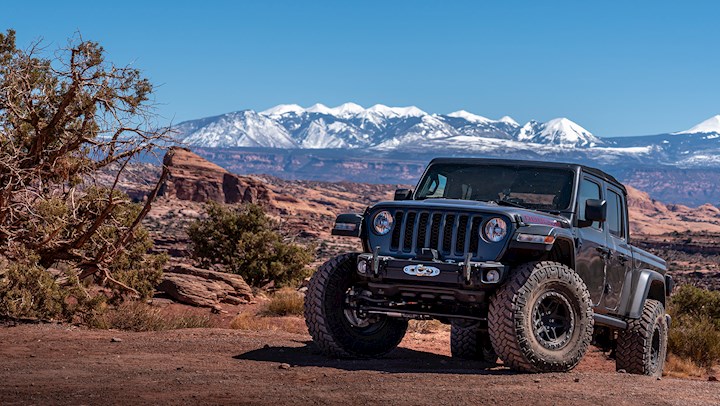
607,190,625,239
578,178,601,230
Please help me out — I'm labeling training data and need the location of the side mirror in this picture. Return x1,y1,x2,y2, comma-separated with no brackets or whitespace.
394,188,413,201
332,213,362,237
585,199,607,223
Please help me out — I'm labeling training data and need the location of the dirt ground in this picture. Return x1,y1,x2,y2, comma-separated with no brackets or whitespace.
1,324,719,406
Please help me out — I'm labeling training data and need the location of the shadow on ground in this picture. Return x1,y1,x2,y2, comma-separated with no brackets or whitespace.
234,341,516,375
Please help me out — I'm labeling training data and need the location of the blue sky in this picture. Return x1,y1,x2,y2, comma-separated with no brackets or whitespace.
2,1,719,137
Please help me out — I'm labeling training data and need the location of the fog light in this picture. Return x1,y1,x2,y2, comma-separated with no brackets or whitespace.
485,269,500,283
357,260,368,274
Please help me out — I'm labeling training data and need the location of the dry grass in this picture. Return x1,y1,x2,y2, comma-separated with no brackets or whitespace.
407,319,449,334
91,301,213,332
230,311,307,335
664,354,707,379
261,288,304,316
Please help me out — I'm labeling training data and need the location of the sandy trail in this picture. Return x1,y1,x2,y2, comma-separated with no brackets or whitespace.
0,324,718,405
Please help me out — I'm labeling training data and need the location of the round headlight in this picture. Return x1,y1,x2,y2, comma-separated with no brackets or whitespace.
372,210,394,235
484,217,507,242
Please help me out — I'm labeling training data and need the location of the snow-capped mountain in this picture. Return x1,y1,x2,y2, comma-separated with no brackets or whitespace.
174,103,524,149
172,105,720,169
674,115,720,135
516,118,603,147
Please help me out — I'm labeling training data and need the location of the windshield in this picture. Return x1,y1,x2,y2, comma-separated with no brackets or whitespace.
415,163,575,211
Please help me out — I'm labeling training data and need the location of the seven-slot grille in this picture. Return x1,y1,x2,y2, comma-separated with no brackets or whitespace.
389,210,484,259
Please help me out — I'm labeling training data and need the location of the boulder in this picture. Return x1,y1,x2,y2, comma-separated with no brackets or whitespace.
158,263,253,307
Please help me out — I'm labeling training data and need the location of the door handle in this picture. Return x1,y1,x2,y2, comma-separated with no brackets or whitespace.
595,247,610,256
618,254,630,264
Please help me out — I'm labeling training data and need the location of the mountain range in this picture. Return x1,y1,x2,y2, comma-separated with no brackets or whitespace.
173,103,720,168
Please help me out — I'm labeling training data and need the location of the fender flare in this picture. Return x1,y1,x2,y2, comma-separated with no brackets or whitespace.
627,269,666,319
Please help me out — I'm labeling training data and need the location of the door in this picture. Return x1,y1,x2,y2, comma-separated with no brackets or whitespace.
574,177,607,306
603,187,632,311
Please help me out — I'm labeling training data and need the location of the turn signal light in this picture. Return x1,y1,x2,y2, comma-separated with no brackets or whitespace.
516,234,556,244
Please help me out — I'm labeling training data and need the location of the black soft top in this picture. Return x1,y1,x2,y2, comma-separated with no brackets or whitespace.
427,157,627,195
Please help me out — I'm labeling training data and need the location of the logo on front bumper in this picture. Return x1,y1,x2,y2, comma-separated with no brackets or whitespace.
403,264,441,277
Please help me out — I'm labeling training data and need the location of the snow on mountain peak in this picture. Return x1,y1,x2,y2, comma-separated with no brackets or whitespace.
517,117,602,147
260,104,304,116
330,102,365,117
499,116,519,126
366,104,426,117
306,103,334,115
447,110,491,123
675,115,720,135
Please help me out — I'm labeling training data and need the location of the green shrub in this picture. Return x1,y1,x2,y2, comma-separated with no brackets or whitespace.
0,249,105,321
669,285,720,324
188,202,313,287
668,285,720,367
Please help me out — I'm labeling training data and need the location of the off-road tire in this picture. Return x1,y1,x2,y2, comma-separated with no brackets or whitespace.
304,253,408,358
488,261,594,372
450,321,498,363
616,299,668,376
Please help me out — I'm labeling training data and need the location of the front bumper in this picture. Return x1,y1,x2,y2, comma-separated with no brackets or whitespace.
356,251,509,289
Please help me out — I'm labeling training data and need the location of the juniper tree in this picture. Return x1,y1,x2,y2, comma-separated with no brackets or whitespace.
0,30,170,319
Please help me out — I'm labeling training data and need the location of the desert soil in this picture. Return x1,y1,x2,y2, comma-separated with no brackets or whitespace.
1,324,719,406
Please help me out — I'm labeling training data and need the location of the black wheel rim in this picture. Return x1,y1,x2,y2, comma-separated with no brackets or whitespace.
650,324,661,372
532,291,575,350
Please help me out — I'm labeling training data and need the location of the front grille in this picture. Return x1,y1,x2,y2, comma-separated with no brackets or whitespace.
389,209,484,259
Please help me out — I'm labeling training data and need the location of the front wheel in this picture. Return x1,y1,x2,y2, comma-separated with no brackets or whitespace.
450,321,497,363
488,261,594,372
616,299,668,376
304,253,408,358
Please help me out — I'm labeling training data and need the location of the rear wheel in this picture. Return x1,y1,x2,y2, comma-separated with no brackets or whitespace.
450,321,497,363
616,299,668,376
304,253,408,358
488,261,594,372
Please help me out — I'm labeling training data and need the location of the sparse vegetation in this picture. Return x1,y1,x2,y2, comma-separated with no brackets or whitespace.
261,288,304,316
188,202,313,287
664,354,707,379
0,30,170,321
230,311,307,334
407,319,449,334
668,285,720,368
90,301,213,331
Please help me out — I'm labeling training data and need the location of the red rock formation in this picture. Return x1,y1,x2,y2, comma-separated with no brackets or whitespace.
158,147,274,205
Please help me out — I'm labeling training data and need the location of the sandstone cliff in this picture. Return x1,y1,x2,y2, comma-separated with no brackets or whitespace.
158,147,274,205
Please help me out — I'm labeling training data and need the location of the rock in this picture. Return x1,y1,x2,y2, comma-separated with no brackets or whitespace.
158,147,274,205
158,262,254,308
278,363,291,370
709,376,718,382
111,337,123,343
574,378,580,383
617,369,626,374
533,379,540,383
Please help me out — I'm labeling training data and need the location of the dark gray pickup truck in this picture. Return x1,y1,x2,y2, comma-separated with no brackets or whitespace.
305,158,672,376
